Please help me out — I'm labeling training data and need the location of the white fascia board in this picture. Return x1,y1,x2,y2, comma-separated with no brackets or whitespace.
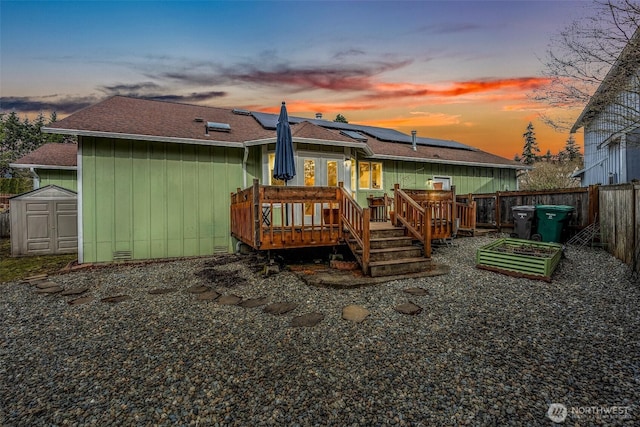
41,127,243,149
366,154,529,170
243,137,374,155
9,163,77,170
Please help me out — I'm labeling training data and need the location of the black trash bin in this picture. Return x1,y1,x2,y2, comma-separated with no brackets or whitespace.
511,205,536,240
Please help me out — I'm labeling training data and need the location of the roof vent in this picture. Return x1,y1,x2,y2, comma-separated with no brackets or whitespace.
205,122,231,135
194,117,204,123
411,130,417,151
232,108,251,115
315,112,323,120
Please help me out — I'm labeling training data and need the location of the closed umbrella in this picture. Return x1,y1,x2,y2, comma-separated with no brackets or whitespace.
273,101,296,226
273,101,296,183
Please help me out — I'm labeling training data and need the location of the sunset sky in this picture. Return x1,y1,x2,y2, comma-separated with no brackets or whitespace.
1,1,593,158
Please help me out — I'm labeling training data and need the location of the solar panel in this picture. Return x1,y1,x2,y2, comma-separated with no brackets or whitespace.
250,111,475,150
340,130,368,141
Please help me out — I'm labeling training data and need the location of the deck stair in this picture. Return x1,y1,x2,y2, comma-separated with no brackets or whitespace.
347,224,431,277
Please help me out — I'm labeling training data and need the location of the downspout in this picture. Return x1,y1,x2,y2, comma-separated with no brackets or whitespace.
30,168,40,189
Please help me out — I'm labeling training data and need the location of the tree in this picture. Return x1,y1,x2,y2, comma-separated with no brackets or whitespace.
521,122,540,165
0,112,75,175
514,153,522,162
543,149,553,161
559,134,582,162
520,159,583,190
534,0,640,133
334,114,348,123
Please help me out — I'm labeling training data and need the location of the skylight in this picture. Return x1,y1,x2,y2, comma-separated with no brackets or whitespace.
206,122,231,134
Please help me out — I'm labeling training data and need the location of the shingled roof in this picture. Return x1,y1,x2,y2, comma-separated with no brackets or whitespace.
11,143,77,169
43,96,520,169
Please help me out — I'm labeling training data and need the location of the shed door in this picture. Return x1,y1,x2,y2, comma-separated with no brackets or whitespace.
24,202,53,254
54,201,78,253
23,201,77,255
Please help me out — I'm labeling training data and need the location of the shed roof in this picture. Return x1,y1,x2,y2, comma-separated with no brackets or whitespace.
10,184,77,200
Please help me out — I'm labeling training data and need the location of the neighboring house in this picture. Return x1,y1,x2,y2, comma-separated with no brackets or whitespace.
37,96,520,263
571,31,640,185
10,143,78,191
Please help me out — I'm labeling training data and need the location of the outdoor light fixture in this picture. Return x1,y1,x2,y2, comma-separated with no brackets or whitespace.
344,159,352,167
426,179,433,189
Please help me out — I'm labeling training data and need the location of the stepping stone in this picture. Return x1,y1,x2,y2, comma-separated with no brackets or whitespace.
23,274,48,284
35,286,63,294
263,302,298,315
238,297,269,308
342,305,370,323
101,295,132,303
148,287,178,295
403,287,429,296
36,281,59,289
60,287,89,296
291,312,324,327
394,302,422,315
197,290,220,301
217,294,242,305
68,296,94,306
186,285,210,294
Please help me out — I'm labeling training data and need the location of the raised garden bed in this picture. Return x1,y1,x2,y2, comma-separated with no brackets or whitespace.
476,238,563,282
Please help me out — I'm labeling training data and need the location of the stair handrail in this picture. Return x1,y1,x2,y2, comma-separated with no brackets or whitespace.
339,183,370,272
394,184,432,258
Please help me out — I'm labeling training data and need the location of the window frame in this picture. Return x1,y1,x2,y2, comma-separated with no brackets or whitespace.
358,161,383,190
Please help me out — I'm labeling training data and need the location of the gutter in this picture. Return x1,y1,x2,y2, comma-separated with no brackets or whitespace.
10,163,77,171
366,154,529,170
41,127,243,149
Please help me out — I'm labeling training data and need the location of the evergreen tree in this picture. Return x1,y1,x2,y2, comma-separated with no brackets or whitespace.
334,114,348,123
543,149,552,161
560,134,581,162
514,153,521,162
521,122,540,165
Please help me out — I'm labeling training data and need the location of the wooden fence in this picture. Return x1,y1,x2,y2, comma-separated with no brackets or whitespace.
598,183,639,271
456,186,599,231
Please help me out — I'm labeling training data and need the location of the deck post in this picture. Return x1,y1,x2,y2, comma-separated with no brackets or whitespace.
451,185,457,235
252,178,260,248
393,183,400,226
362,208,371,274
424,205,432,258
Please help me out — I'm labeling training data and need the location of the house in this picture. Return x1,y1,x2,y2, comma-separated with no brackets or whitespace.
33,96,519,264
10,143,78,191
571,30,640,185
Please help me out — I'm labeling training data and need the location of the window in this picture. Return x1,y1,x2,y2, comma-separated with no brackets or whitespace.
358,161,382,189
432,176,451,190
268,153,285,186
327,160,337,187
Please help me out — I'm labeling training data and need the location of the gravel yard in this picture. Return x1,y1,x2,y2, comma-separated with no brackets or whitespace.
1,235,639,426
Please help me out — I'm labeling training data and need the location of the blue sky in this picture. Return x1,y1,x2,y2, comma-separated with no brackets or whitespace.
1,1,592,157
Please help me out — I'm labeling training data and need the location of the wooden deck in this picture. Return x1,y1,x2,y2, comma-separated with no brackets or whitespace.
230,179,476,276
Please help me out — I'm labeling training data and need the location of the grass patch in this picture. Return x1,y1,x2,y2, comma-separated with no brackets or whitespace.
0,239,76,283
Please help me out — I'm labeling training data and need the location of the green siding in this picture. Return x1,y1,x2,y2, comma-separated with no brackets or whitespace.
81,137,243,263
354,159,517,206
37,169,78,191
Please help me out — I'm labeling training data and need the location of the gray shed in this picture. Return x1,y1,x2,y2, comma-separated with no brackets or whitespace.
10,185,78,256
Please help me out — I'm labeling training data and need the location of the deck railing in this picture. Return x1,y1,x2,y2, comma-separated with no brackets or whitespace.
339,182,370,272
393,184,433,257
231,179,343,250
457,201,477,232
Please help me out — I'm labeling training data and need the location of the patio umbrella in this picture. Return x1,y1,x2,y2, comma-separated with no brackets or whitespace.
273,101,296,183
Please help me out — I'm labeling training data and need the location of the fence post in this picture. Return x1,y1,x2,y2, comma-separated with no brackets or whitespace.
588,184,600,223
495,192,502,232
424,206,432,258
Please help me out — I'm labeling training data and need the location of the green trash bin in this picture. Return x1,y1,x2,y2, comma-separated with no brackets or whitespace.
534,205,575,243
